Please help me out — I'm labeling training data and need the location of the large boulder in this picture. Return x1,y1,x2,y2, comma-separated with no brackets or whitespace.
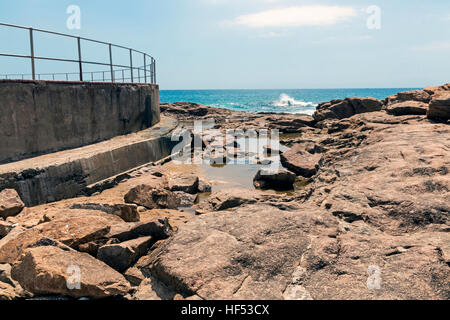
0,215,113,264
11,244,131,299
386,90,431,105
124,185,180,210
97,236,153,272
427,92,450,122
386,101,428,116
253,169,296,190
0,189,24,219
314,97,383,121
280,142,324,177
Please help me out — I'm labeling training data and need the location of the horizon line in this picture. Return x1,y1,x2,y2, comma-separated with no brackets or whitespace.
160,87,423,91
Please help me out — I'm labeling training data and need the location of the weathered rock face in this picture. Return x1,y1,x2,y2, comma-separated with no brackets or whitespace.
0,189,24,219
11,244,131,299
124,185,180,210
280,142,324,177
386,89,432,105
253,168,296,190
97,236,153,272
386,101,428,116
314,97,383,121
143,205,334,300
428,92,450,122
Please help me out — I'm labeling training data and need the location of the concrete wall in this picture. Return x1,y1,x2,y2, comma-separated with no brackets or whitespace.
0,80,160,164
0,116,178,207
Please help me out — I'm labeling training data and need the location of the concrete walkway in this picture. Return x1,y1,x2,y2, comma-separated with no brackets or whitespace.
0,116,178,206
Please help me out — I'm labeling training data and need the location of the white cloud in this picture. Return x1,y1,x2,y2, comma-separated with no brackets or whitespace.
412,42,450,52
257,31,287,38
231,5,357,28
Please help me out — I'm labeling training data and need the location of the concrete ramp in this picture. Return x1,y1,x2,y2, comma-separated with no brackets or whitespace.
0,116,178,206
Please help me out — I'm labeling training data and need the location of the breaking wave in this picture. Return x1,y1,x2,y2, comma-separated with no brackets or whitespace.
273,94,316,108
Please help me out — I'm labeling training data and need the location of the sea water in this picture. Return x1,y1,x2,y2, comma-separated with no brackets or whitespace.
160,88,419,115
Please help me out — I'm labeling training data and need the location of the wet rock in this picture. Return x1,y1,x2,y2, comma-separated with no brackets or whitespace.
167,174,199,194
125,185,180,210
427,92,450,122
98,236,153,273
281,142,323,177
386,101,428,116
11,244,131,299
253,168,296,190
0,189,25,219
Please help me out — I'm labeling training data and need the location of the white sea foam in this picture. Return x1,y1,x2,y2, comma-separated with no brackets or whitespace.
273,93,316,108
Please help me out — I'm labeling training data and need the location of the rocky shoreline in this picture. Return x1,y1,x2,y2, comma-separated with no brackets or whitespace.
1,84,449,300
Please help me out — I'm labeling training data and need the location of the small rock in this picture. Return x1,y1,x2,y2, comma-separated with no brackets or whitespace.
124,267,146,286
253,169,296,190
131,276,176,300
107,218,173,242
167,174,199,194
125,185,180,210
98,236,154,273
174,192,198,207
0,189,25,219
0,263,28,300
0,221,14,239
198,179,212,193
281,142,323,177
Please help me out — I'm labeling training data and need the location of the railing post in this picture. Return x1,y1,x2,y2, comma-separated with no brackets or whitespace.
77,37,83,81
143,54,147,83
129,49,134,83
29,28,36,80
109,44,114,82
153,58,156,84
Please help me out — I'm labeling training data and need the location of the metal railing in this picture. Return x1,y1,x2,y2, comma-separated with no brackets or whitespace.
0,22,156,84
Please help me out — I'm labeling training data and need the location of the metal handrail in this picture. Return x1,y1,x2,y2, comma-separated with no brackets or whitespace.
0,22,156,84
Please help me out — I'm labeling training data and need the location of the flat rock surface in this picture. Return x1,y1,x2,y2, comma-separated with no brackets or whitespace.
12,244,131,299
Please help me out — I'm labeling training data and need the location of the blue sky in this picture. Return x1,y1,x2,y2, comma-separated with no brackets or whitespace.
0,0,449,89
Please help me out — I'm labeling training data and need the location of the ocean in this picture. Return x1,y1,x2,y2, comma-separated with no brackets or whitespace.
160,88,419,115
